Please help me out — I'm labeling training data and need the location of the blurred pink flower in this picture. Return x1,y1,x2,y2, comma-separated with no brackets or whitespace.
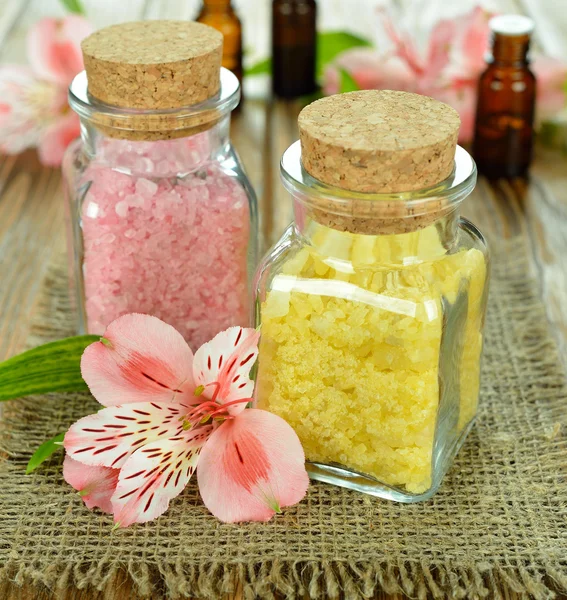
434,86,478,144
324,51,415,96
532,55,567,121
0,16,91,166
447,6,492,83
323,6,567,144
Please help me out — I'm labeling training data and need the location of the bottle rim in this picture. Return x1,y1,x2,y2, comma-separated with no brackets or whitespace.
489,14,534,36
280,140,477,221
68,68,240,135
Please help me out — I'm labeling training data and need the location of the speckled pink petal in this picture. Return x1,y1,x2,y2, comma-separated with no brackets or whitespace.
193,327,259,415
81,313,196,407
197,409,309,523
64,401,190,469
62,455,119,514
111,426,211,527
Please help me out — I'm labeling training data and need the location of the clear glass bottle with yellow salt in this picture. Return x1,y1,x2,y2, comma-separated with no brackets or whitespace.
254,91,489,501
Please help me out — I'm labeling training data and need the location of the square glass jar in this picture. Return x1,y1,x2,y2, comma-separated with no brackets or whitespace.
63,68,259,349
254,142,489,502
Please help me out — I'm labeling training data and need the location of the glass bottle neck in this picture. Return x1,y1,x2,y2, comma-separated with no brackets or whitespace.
80,116,231,178
489,32,530,65
273,0,316,5
294,209,461,266
280,142,475,265
201,0,234,13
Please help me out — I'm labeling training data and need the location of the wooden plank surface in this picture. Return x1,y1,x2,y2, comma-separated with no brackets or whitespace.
0,151,66,360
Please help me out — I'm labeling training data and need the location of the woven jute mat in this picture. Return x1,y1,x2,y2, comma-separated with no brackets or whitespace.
1,233,567,600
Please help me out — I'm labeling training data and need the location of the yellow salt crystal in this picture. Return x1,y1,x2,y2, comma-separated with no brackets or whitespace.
282,247,310,276
262,288,290,319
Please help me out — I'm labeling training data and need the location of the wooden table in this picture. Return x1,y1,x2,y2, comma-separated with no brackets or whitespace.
1,97,567,600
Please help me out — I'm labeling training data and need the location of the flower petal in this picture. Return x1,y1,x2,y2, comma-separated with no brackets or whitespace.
58,15,93,78
64,401,190,469
453,6,491,77
425,18,456,82
193,327,259,414
63,455,119,513
81,313,196,407
433,84,477,144
380,8,424,76
111,427,211,527
0,66,53,154
197,409,309,523
326,49,416,96
27,16,91,85
38,112,80,167
533,55,567,121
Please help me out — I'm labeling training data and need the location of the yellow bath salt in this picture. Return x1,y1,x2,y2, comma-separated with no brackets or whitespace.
256,224,487,494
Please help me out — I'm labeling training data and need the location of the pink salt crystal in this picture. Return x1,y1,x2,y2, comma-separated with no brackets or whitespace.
94,132,212,179
135,178,158,196
80,133,251,348
115,201,128,217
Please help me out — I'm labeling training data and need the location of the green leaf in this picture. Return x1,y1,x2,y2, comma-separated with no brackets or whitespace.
26,433,65,474
0,335,99,401
538,120,567,154
245,31,371,79
317,31,372,79
59,0,85,14
338,68,360,93
245,57,272,77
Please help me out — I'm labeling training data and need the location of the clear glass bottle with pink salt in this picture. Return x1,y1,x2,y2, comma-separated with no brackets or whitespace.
63,21,258,348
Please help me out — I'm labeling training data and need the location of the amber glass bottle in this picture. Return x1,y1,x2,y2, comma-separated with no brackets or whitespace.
473,15,536,178
272,0,317,98
197,0,243,83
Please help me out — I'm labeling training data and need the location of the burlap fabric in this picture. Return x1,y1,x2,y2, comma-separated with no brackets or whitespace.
1,232,566,600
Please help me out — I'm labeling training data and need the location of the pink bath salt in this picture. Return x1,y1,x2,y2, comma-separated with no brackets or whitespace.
93,132,213,178
81,149,251,349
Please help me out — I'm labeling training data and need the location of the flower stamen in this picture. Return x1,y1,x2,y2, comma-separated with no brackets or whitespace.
208,398,252,418
183,394,252,429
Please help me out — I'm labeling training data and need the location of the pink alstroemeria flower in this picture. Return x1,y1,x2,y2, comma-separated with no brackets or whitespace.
323,6,567,144
323,7,490,143
63,314,308,526
0,16,91,166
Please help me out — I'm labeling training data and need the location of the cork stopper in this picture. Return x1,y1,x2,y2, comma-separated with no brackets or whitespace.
82,21,223,110
298,90,460,194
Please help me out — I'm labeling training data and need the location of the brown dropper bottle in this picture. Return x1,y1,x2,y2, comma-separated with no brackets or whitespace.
197,0,243,83
472,15,536,178
272,0,317,99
